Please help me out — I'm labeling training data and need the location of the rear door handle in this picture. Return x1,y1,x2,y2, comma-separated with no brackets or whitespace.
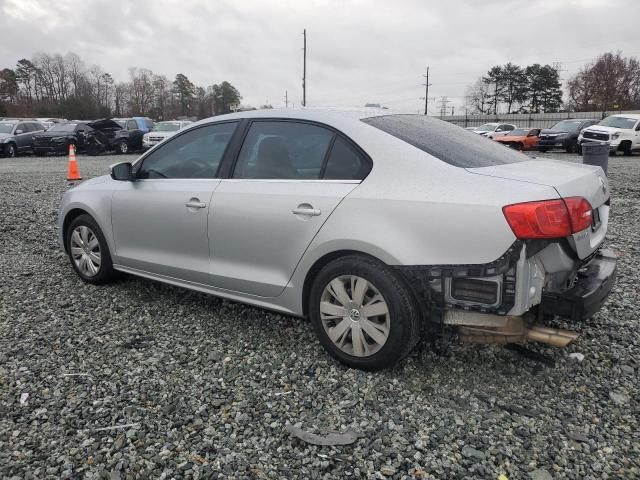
292,205,321,216
185,198,207,209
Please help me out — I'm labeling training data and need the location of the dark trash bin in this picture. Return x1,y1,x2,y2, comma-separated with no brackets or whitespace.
582,142,610,175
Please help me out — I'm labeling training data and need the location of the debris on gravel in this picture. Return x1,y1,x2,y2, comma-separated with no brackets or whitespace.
1,152,639,478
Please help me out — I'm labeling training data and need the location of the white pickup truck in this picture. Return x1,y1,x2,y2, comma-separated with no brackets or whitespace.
578,113,640,156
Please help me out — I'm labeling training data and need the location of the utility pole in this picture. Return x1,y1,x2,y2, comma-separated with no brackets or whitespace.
284,90,288,108
422,66,431,115
451,105,455,116
302,29,307,107
438,96,450,118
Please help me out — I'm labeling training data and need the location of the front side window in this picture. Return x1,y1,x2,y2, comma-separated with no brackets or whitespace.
127,119,138,130
138,122,237,179
233,121,334,179
16,123,27,133
323,136,370,180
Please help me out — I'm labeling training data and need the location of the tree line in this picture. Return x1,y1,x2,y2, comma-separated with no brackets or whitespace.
465,51,640,115
0,51,242,120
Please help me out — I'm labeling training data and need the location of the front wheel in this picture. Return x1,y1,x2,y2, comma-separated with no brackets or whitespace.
66,214,117,284
538,147,549,153
565,142,576,154
117,140,129,154
309,255,422,371
5,143,17,157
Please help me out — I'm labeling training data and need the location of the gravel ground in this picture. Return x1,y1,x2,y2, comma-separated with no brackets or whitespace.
0,150,638,479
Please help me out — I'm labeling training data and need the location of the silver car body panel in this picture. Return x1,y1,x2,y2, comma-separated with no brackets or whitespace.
58,108,608,318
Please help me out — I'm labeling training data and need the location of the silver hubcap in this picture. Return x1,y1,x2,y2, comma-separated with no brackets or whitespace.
320,275,390,357
70,226,101,277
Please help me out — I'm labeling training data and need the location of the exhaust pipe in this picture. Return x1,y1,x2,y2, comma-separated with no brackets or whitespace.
445,311,578,347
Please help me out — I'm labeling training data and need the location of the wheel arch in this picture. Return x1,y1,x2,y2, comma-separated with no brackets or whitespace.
61,208,91,252
300,249,395,318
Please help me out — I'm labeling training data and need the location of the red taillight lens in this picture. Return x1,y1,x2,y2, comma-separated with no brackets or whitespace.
502,197,592,239
564,196,593,232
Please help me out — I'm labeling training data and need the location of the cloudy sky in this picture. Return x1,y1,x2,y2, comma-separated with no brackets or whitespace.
1,0,639,113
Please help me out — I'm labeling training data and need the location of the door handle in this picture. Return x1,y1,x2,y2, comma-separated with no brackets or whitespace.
185,199,207,209
292,205,321,216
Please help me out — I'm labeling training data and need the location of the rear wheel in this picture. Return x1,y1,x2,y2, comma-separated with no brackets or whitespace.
65,214,117,284
309,255,422,371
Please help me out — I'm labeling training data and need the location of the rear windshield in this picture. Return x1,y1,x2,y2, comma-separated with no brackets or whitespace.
362,115,527,168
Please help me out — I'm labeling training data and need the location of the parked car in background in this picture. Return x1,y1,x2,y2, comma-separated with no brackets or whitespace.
142,120,192,150
114,117,154,133
494,127,541,151
86,118,148,155
0,120,46,157
33,122,93,155
538,119,599,153
472,122,516,139
578,114,640,156
58,109,616,370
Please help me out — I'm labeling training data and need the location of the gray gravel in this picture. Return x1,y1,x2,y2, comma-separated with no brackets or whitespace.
1,151,638,479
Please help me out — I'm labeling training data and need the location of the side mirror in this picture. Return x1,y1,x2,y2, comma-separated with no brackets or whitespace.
110,161,133,181
15,129,23,134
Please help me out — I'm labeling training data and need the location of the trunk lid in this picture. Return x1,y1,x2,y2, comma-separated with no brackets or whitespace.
467,159,609,259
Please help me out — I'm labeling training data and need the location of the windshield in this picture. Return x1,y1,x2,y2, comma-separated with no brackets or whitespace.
551,120,584,132
48,123,77,132
475,123,497,131
363,115,527,168
153,122,181,132
509,128,530,136
0,123,15,134
597,116,638,129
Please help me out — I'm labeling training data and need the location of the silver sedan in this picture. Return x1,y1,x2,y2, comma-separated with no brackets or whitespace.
58,109,616,370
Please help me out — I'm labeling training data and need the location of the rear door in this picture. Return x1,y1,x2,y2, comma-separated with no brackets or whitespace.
208,120,370,297
111,122,238,283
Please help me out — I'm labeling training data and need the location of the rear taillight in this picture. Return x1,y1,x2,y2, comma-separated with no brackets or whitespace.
502,197,593,239
564,197,593,232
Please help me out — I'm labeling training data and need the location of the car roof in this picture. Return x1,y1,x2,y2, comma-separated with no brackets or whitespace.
197,107,392,124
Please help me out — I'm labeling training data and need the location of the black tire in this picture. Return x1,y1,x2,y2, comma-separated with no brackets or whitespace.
117,140,129,154
609,150,617,157
565,142,576,154
538,147,549,153
35,151,46,157
65,214,117,285
309,255,422,371
621,142,632,156
5,143,17,158
576,144,583,155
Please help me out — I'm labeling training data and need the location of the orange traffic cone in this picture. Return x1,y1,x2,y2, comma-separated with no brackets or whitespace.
66,143,82,181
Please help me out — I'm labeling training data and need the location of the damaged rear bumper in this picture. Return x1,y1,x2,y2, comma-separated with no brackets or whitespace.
540,248,617,321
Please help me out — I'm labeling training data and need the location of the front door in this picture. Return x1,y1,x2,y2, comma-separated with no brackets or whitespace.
209,120,370,297
111,122,238,284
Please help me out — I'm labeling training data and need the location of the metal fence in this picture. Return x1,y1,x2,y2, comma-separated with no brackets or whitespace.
442,110,640,129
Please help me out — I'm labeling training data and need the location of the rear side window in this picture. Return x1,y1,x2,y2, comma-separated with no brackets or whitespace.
323,136,370,180
233,121,334,179
362,115,527,168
